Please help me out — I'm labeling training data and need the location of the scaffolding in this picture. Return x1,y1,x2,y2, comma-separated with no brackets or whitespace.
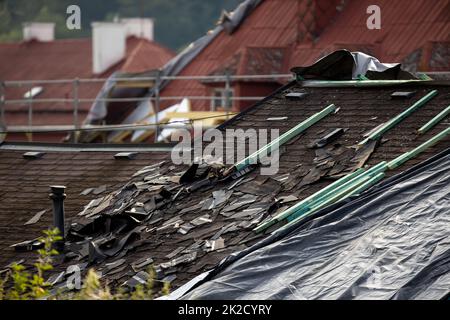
0,73,294,142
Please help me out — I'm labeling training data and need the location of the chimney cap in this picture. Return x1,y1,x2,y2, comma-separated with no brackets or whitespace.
50,185,66,194
91,21,124,27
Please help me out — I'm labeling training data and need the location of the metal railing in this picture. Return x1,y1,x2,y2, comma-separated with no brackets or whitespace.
0,73,293,142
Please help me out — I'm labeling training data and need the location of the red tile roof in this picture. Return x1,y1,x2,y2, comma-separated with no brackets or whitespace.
208,46,289,79
289,0,450,66
0,36,174,140
160,0,450,110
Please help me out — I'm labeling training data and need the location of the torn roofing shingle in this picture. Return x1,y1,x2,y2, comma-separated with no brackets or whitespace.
24,210,47,226
2,81,450,297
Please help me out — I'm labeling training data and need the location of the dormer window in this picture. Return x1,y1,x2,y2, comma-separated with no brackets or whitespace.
211,88,233,111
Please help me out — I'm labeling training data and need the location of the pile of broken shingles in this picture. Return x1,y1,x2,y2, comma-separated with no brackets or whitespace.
8,131,378,295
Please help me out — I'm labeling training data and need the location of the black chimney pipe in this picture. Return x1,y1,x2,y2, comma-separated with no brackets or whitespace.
49,185,66,239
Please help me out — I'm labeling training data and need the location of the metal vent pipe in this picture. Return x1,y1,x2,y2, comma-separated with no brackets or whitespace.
49,185,66,239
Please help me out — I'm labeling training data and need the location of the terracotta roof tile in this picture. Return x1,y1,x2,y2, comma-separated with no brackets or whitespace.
160,0,450,110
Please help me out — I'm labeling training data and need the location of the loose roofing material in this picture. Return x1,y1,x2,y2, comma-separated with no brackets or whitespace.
178,148,450,300
292,50,418,81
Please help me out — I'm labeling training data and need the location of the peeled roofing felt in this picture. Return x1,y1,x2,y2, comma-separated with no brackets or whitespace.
176,148,450,300
9,118,380,293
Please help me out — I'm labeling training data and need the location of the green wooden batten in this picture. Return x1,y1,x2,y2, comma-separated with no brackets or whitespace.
277,172,385,234
359,90,439,145
311,162,387,205
253,167,366,233
259,116,449,235
418,105,450,134
388,126,450,169
287,174,373,222
345,172,385,197
255,161,389,233
234,104,337,171
286,162,388,222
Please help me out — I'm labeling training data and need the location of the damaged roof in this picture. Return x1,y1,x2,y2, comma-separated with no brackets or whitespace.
3,76,449,296
0,142,171,268
179,148,450,300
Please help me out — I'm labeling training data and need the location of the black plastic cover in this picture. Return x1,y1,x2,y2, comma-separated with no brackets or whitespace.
174,149,450,300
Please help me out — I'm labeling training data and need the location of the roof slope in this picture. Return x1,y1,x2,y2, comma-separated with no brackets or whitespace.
0,144,169,268
290,0,450,68
160,0,301,110
1,80,449,295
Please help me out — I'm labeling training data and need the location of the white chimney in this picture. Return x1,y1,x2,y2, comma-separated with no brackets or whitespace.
92,22,126,75
121,18,154,41
23,22,55,42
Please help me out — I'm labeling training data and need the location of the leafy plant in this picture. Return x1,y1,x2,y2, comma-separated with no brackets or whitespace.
1,228,171,300
3,228,61,300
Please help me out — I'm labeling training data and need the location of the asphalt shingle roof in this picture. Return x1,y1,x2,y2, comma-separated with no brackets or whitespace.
1,80,449,295
0,145,170,268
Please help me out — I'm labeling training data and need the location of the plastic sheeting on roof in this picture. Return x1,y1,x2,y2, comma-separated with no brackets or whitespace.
85,72,120,123
159,0,262,88
170,149,450,300
219,0,263,35
84,70,157,124
131,98,190,142
291,50,418,80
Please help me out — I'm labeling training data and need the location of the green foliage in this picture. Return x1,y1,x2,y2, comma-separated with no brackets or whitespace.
2,228,61,300
0,228,171,300
0,0,243,50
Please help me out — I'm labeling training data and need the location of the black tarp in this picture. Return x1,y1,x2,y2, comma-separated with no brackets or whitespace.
291,50,417,80
171,149,450,300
